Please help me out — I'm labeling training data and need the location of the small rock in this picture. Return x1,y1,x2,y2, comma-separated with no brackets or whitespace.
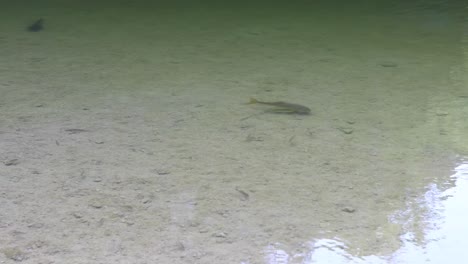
189,220,200,227
89,199,103,209
341,206,356,213
141,198,152,204
338,127,353,134
156,170,170,175
175,241,186,251
26,240,47,250
2,247,27,261
72,212,83,219
199,228,209,233
213,232,227,238
27,223,44,229
213,232,229,243
3,159,19,166
122,219,134,226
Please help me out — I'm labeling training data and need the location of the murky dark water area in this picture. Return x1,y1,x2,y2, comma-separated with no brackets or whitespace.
0,0,467,263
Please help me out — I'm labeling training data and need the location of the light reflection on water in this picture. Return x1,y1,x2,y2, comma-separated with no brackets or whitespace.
262,160,468,264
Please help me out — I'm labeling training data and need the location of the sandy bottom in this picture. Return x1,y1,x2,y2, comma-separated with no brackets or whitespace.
1,2,467,264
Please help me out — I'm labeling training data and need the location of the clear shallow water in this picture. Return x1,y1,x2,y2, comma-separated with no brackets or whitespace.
0,0,467,263
263,160,468,264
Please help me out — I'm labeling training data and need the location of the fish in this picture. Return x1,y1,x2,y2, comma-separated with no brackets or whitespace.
248,98,311,115
27,18,44,32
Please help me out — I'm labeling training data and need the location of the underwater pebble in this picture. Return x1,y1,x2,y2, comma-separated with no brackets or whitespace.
341,206,356,213
26,240,47,250
199,228,209,233
174,241,186,251
27,223,44,229
157,170,170,175
213,232,227,238
122,218,134,226
88,199,103,209
189,220,200,227
338,127,354,134
2,247,28,262
72,212,83,219
213,232,230,243
141,198,152,204
3,159,20,166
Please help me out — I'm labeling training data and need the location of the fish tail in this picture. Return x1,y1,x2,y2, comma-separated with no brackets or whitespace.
249,98,258,104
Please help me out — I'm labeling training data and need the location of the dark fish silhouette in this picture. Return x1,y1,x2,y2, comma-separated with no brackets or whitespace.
248,98,311,115
27,18,44,32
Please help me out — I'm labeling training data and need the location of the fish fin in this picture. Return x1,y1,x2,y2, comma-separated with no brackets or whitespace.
248,98,258,104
